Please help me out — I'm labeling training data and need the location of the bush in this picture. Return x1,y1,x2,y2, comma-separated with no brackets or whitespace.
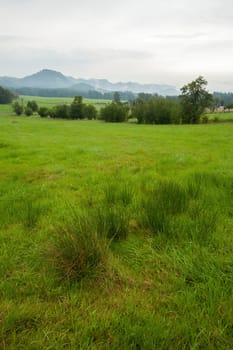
27,101,38,112
12,101,24,115
24,106,33,116
69,96,84,119
47,214,107,281
100,103,129,122
38,107,49,117
131,97,182,124
201,115,209,123
52,104,70,119
83,104,97,120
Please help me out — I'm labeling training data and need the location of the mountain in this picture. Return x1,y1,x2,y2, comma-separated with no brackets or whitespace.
20,69,75,88
75,78,178,95
71,82,95,92
0,69,179,96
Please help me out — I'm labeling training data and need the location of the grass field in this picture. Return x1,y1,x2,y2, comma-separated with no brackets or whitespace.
15,95,233,121
207,111,233,122
0,103,233,349
18,95,112,110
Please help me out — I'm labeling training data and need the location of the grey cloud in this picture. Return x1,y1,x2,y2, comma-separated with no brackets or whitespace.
1,0,233,90
0,35,19,41
150,33,206,40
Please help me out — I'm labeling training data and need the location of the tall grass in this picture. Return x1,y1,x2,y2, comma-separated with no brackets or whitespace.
96,205,130,241
46,212,107,281
0,182,46,229
95,180,133,241
139,174,231,243
140,180,188,235
0,115,232,349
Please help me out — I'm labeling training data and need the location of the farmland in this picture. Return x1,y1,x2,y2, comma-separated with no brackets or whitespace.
0,100,233,349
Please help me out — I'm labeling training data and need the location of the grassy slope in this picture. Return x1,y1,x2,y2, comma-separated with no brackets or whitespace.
0,108,233,349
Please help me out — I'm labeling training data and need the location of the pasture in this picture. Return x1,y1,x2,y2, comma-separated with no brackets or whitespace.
18,95,112,110
206,111,233,122
0,102,233,349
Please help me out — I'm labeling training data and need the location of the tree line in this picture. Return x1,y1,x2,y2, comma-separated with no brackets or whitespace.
6,76,221,124
12,96,98,120
119,76,212,124
11,87,136,101
0,86,17,104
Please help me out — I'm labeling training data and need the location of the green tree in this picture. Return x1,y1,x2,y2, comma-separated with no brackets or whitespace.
131,97,181,124
131,97,146,124
0,86,17,104
83,104,97,120
25,106,33,116
27,100,38,112
12,101,24,115
100,103,129,122
52,104,70,119
69,96,84,119
180,76,212,124
38,107,49,117
113,91,121,104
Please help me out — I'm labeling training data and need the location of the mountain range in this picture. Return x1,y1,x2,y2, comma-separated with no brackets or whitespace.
0,69,179,96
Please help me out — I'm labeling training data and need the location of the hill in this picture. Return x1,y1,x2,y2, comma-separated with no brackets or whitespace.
0,69,178,96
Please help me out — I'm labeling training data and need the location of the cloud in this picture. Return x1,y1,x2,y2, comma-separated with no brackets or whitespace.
1,0,233,90
149,33,206,40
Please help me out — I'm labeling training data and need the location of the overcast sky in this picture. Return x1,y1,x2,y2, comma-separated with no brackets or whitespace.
1,0,233,91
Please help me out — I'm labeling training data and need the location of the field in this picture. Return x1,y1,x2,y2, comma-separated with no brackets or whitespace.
206,111,233,122
18,96,112,110
0,100,233,349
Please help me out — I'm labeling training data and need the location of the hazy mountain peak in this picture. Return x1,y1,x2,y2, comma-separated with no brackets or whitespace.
0,69,179,95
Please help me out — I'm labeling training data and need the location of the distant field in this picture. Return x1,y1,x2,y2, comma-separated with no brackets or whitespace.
0,106,233,348
206,111,233,122
3,95,233,122
19,95,112,110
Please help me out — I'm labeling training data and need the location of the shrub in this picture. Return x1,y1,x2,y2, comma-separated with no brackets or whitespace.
201,115,209,123
83,104,97,120
131,97,182,124
12,101,24,115
52,104,70,119
27,100,38,112
24,106,33,116
100,103,129,122
69,96,84,119
38,107,49,117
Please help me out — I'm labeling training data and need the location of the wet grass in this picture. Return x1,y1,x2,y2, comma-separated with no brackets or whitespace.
0,109,233,349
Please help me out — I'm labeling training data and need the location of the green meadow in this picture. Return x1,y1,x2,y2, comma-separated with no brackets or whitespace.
0,101,233,349
206,111,233,122
19,96,112,110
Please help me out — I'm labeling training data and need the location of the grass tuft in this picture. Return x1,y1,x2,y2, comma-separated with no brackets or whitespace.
96,205,130,241
46,213,107,282
140,180,188,235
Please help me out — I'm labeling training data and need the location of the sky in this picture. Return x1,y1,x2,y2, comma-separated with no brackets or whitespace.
0,0,233,91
